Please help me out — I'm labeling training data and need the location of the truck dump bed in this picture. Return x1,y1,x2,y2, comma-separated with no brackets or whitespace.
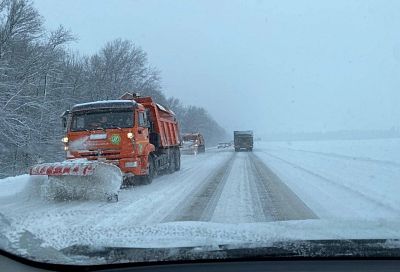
134,96,180,148
234,130,253,136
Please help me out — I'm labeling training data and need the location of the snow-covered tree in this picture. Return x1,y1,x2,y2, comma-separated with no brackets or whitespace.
0,0,226,178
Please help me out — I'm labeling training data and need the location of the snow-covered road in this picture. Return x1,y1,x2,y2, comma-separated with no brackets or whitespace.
1,139,400,254
164,151,316,223
0,148,316,230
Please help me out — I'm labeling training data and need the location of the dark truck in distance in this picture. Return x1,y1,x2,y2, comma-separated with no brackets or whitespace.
234,130,253,152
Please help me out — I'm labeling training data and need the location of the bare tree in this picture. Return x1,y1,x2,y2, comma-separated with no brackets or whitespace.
85,39,162,101
0,0,42,58
0,0,73,176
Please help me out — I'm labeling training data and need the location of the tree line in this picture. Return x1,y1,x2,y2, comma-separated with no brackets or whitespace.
0,0,226,178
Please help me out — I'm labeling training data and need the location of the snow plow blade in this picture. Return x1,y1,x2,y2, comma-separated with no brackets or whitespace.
30,162,97,176
29,160,122,202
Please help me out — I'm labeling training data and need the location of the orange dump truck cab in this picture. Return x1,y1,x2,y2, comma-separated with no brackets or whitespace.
62,93,181,184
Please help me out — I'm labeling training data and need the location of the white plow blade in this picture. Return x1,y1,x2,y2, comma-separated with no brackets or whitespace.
31,161,123,201
30,161,97,176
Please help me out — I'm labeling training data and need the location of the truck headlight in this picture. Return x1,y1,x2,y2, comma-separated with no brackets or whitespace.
125,161,138,168
61,137,69,143
127,132,134,139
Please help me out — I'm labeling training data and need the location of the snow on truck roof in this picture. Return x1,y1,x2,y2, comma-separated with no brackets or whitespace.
156,103,176,115
234,130,253,135
71,99,176,116
72,100,137,112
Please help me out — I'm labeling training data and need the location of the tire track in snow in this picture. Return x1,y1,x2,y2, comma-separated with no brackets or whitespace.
162,152,236,222
248,153,318,221
272,147,400,169
259,151,400,215
116,150,233,225
180,151,317,224
210,152,272,223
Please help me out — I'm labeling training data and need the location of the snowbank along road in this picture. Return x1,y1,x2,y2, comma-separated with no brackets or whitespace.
1,139,399,250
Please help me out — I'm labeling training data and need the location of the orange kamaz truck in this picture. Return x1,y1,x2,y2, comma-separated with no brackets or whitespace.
30,93,181,200
180,133,205,155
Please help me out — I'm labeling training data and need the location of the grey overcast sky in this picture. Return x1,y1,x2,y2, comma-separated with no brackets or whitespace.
35,0,400,134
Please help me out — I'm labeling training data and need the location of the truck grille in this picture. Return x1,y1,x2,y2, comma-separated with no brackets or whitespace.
78,149,121,160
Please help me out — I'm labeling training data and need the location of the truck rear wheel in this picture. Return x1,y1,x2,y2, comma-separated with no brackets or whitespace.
168,151,176,174
142,156,155,185
175,148,181,171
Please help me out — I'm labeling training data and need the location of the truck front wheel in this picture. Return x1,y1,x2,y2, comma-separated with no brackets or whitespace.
142,156,155,185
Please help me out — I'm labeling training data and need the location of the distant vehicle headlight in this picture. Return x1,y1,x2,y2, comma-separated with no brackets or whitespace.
61,137,69,143
127,132,134,139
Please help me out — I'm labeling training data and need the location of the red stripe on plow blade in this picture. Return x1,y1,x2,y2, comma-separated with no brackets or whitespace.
30,163,96,176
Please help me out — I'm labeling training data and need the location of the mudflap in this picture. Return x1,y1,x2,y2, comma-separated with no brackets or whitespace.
121,175,136,188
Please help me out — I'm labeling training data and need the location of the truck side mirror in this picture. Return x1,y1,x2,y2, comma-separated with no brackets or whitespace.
145,120,151,128
61,110,70,129
62,118,66,129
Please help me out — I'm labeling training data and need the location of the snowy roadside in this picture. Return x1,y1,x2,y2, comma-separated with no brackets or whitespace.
260,138,400,164
255,139,400,220
0,175,33,197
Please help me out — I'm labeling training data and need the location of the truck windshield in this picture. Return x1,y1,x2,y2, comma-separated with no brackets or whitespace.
183,136,197,141
70,110,134,131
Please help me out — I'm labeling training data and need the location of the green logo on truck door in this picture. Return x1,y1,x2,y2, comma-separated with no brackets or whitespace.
138,143,143,153
110,134,121,145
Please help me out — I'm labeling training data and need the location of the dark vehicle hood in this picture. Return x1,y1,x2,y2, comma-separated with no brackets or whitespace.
59,239,400,264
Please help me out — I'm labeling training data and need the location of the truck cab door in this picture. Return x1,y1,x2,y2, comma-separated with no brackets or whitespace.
136,110,150,152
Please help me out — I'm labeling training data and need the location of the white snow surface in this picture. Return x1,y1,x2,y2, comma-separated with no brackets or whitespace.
264,138,400,164
0,139,400,254
0,174,31,197
255,139,400,220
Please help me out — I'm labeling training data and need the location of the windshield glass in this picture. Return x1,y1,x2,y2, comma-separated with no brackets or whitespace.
70,110,134,131
182,141,196,148
183,136,197,141
1,0,400,267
